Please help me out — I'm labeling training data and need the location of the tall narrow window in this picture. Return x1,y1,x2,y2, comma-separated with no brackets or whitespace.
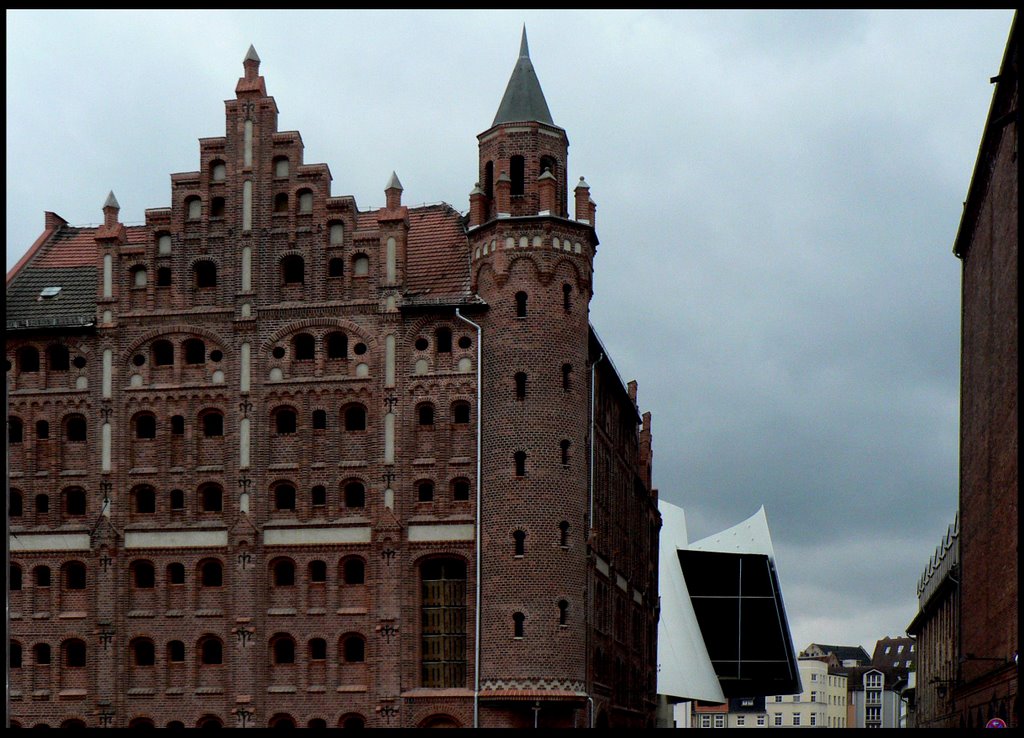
66,416,87,442
515,372,527,400
210,197,225,218
63,561,87,590
436,328,452,353
312,410,327,430
343,636,365,663
452,479,470,502
275,408,297,434
421,559,467,687
417,481,434,503
515,291,528,318
293,333,314,361
484,161,494,199
343,558,365,585
513,612,525,638
36,420,49,439
273,193,288,212
274,485,296,511
133,486,156,514
560,439,571,466
558,599,569,626
273,637,296,664
328,257,345,278
326,332,347,359
200,638,223,665
344,482,365,508
452,402,470,425
514,451,526,477
133,561,156,589
48,345,70,371
200,560,223,587
282,255,305,284
559,521,570,547
562,363,572,391
199,484,223,512
510,156,525,196
513,530,526,557
153,340,174,367
157,267,172,287
18,346,40,373
171,415,185,435
272,560,295,587
418,404,435,426
563,283,572,311
8,417,23,444
308,560,327,583
311,485,327,508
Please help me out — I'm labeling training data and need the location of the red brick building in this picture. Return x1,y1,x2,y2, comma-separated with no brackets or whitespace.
6,34,660,729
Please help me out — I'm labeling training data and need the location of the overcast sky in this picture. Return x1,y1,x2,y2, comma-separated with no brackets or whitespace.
6,9,1014,658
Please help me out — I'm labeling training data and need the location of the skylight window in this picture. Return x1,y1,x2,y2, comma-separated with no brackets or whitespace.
39,286,62,299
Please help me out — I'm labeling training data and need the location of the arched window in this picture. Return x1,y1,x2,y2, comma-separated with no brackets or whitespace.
417,480,434,503
36,420,49,439
157,267,172,287
308,560,327,583
210,161,226,182
418,404,435,426
200,560,223,587
270,715,296,729
297,189,314,213
435,327,452,353
452,479,471,502
309,638,327,660
132,561,156,589
273,157,289,178
274,484,296,511
293,333,314,361
152,339,174,366
272,636,296,664
559,520,570,547
560,439,571,465
168,640,186,663
171,415,185,435
184,339,206,365
35,494,50,514
10,641,22,668
342,635,365,663
342,558,365,585
273,193,288,213
8,416,23,444
35,643,52,665
341,715,366,729
540,155,557,177
132,486,156,513
563,283,573,311
135,413,157,439
558,599,569,626
65,415,87,442
272,559,295,587
132,638,156,666
513,612,525,638
48,344,70,371
18,346,39,373
63,561,87,590
514,451,527,477
352,253,369,276
129,719,156,729
274,408,297,435
515,372,527,400
344,405,366,431
35,565,51,587
9,490,23,517
515,291,528,318
10,563,23,590
510,155,525,196
169,489,185,512
312,409,327,430
484,161,494,199
157,233,173,255
513,530,526,557
210,197,225,218
199,637,223,665
281,254,305,284
326,332,348,359
64,639,87,667
328,257,344,278
311,485,327,507
199,484,223,512
167,563,185,585
185,196,202,220
64,487,87,516
562,363,572,391
452,402,470,425
343,482,365,508
329,221,345,245
201,411,224,437
194,261,217,289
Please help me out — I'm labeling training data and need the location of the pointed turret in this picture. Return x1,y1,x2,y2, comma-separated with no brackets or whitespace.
103,191,120,228
492,27,555,126
236,44,267,96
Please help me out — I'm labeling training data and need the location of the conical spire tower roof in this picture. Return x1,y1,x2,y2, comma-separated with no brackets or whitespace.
492,27,554,127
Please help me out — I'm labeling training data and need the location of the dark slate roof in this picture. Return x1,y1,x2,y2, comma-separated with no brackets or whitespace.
804,643,871,665
6,263,97,330
492,28,555,127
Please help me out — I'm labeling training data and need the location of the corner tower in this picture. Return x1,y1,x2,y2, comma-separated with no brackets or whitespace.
470,29,600,725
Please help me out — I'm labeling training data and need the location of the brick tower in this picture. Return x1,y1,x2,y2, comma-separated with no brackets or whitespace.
469,28,601,726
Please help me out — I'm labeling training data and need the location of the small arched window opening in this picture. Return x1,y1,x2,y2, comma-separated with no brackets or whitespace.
452,479,470,501
513,530,526,557
63,561,87,590
297,189,314,213
540,156,557,178
275,408,297,434
352,253,370,276
273,193,289,213
35,565,52,587
329,222,345,245
169,414,186,435
200,560,223,587
168,640,186,662
311,485,327,507
199,484,223,513
18,346,40,373
344,482,365,508
560,439,571,466
185,196,202,221
10,563,23,590
65,416,87,442
514,451,527,477
168,563,186,585
562,363,573,391
200,637,223,665
308,560,327,583
274,485,296,511
184,339,206,365
282,254,305,284
510,156,525,196
326,332,347,359
35,419,49,440
35,495,50,514
558,599,569,626
64,639,87,668
170,489,185,511
484,161,494,199
452,402,471,425
515,291,528,318
418,404,435,426
417,481,434,503
436,327,452,353
563,283,573,311
201,411,224,437
8,416,23,444
343,636,365,663
133,639,157,667
153,340,174,367
344,405,366,431
293,333,314,360
132,561,156,589
273,157,289,178
210,161,226,182
515,373,527,401
64,487,87,516
210,197,225,218
272,560,296,587
309,638,328,660
157,233,173,255
10,490,23,518
312,409,327,430
133,486,156,514
157,267,172,287
272,637,296,664
135,414,157,439
48,344,70,371
559,520,570,547
35,643,52,665
131,265,148,288
194,261,217,288
328,257,345,278
10,641,22,668
513,612,525,638
343,558,365,585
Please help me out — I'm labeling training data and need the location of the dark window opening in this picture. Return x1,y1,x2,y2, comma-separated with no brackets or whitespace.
417,481,434,503
514,451,527,477
64,640,87,668
312,409,327,430
272,346,286,360
559,520,570,547
275,409,297,434
36,420,50,439
282,254,305,284
194,261,217,289
309,560,327,583
418,404,435,426
353,342,367,355
343,637,365,663
10,564,23,590
136,414,157,439
168,563,185,585
36,494,50,514
344,482,365,508
10,492,23,518
48,345,70,371
184,339,206,365
273,638,295,664
458,335,472,349
311,485,327,507
10,642,22,668
35,566,51,587
64,488,87,516
415,337,429,351
201,639,223,665
72,356,86,369
133,562,156,589
168,640,185,662
453,480,470,501
199,485,223,512
510,156,525,196
9,417,23,444
436,327,452,353
134,486,156,514
210,197,225,218
344,406,366,431
515,291,528,318
200,561,223,587
273,560,295,587
309,639,327,660
202,412,224,437
274,485,296,511
513,530,526,557
170,489,185,511
157,267,172,287
515,372,527,400
35,643,52,665
293,333,315,361
513,612,525,638
326,332,348,359
66,416,87,441
153,340,174,367
19,347,39,373
452,402,470,424
273,193,288,213
171,415,185,435
540,155,557,177
558,599,569,626
561,439,571,465
563,283,572,311
484,161,494,199
64,562,87,590
562,363,572,391
328,257,344,277
343,558,365,585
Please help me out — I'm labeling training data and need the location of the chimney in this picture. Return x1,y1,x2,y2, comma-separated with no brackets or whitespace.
102,191,120,229
384,171,404,211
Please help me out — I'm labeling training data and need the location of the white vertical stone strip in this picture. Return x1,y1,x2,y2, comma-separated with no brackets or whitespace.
101,422,111,472
240,342,251,393
385,334,396,388
102,349,113,399
384,412,395,464
244,120,253,168
103,254,112,298
386,236,397,284
240,417,250,469
241,245,252,292
242,180,253,232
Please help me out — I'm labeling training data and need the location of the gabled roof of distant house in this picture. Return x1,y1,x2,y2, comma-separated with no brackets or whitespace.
802,643,871,666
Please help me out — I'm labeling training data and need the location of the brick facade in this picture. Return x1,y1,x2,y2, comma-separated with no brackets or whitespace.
7,39,659,729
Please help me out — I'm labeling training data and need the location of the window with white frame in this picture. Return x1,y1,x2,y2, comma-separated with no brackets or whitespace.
793,714,801,726
757,715,766,726
700,715,711,728
736,716,745,726
713,715,725,728
774,714,782,726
